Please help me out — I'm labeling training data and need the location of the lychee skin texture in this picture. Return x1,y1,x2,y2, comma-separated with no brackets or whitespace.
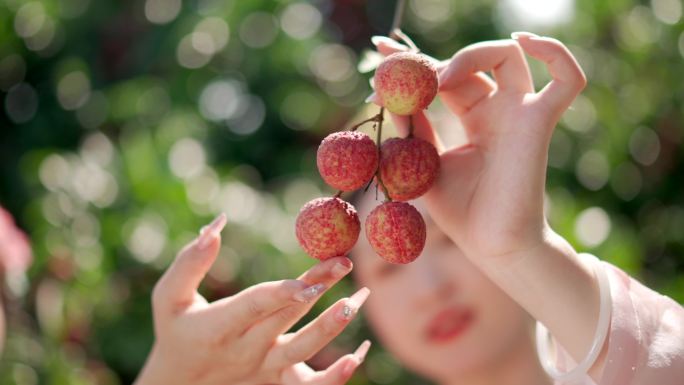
379,137,440,201
365,202,426,264
296,197,360,260
374,52,438,116
317,131,379,191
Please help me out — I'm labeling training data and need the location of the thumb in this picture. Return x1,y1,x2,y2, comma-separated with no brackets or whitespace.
152,213,227,315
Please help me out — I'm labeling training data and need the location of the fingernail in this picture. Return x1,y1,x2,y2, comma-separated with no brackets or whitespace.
337,287,370,321
293,283,326,303
371,35,394,46
364,92,378,104
331,261,352,279
197,213,227,250
354,340,371,363
511,31,539,40
342,340,371,377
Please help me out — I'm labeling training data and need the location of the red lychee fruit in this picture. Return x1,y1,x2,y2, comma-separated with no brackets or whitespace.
365,201,426,264
379,137,440,201
317,131,378,191
374,52,438,116
296,197,360,260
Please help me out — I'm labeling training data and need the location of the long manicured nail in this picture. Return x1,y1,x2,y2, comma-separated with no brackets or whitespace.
365,92,378,104
354,340,371,362
371,35,394,46
343,340,371,377
511,31,539,40
337,287,370,321
197,213,227,250
331,259,353,279
293,283,326,303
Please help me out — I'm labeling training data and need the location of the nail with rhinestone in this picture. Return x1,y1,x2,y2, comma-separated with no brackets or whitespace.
337,287,370,321
294,283,326,303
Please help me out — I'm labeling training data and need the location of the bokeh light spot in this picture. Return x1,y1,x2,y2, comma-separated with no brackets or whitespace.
194,17,230,54
177,34,212,69
629,126,661,166
562,94,597,133
125,215,168,263
227,95,265,136
575,150,610,191
610,162,643,201
14,2,47,38
575,207,611,247
498,0,574,29
168,138,206,179
199,79,243,121
57,71,91,110
651,0,681,25
144,0,181,25
239,12,279,48
280,2,322,40
410,0,455,25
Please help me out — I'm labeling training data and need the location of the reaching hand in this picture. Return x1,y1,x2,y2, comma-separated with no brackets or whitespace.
135,214,370,385
372,32,586,263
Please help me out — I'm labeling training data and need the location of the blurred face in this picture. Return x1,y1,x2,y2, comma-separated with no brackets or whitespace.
352,196,532,382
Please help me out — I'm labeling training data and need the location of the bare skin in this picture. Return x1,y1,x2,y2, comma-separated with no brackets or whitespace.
135,214,370,385
371,32,607,381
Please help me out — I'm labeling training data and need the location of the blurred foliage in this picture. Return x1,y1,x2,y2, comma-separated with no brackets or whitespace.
0,0,683,384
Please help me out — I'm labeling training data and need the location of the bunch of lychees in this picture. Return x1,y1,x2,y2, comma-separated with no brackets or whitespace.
296,46,440,264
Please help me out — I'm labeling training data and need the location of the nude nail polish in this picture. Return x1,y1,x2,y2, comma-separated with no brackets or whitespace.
293,283,326,303
197,213,227,250
371,35,394,46
331,262,352,279
337,287,370,321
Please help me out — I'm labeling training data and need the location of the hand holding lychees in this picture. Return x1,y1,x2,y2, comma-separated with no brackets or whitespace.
372,32,587,264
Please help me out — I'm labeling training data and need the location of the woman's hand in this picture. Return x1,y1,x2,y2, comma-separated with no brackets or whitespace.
372,33,586,263
371,34,606,370
135,214,371,385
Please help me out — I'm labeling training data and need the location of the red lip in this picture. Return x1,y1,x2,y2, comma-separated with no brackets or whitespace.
425,306,474,343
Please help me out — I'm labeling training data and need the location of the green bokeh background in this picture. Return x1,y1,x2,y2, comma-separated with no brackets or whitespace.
1,0,683,384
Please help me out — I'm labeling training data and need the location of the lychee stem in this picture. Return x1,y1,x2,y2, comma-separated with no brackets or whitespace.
334,190,343,198
349,114,383,132
390,0,406,37
408,114,415,138
373,107,392,202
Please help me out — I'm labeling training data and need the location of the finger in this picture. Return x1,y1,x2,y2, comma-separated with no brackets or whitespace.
439,72,495,115
241,257,354,344
204,278,318,333
291,340,371,385
389,110,444,153
152,213,226,316
512,33,587,112
272,288,370,366
371,35,409,56
439,40,533,93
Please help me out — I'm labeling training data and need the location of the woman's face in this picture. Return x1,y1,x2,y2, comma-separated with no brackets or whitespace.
352,196,532,382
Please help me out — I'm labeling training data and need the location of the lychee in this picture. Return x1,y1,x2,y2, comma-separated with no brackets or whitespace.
296,197,360,260
374,52,438,116
365,201,426,264
379,137,440,201
317,131,378,191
